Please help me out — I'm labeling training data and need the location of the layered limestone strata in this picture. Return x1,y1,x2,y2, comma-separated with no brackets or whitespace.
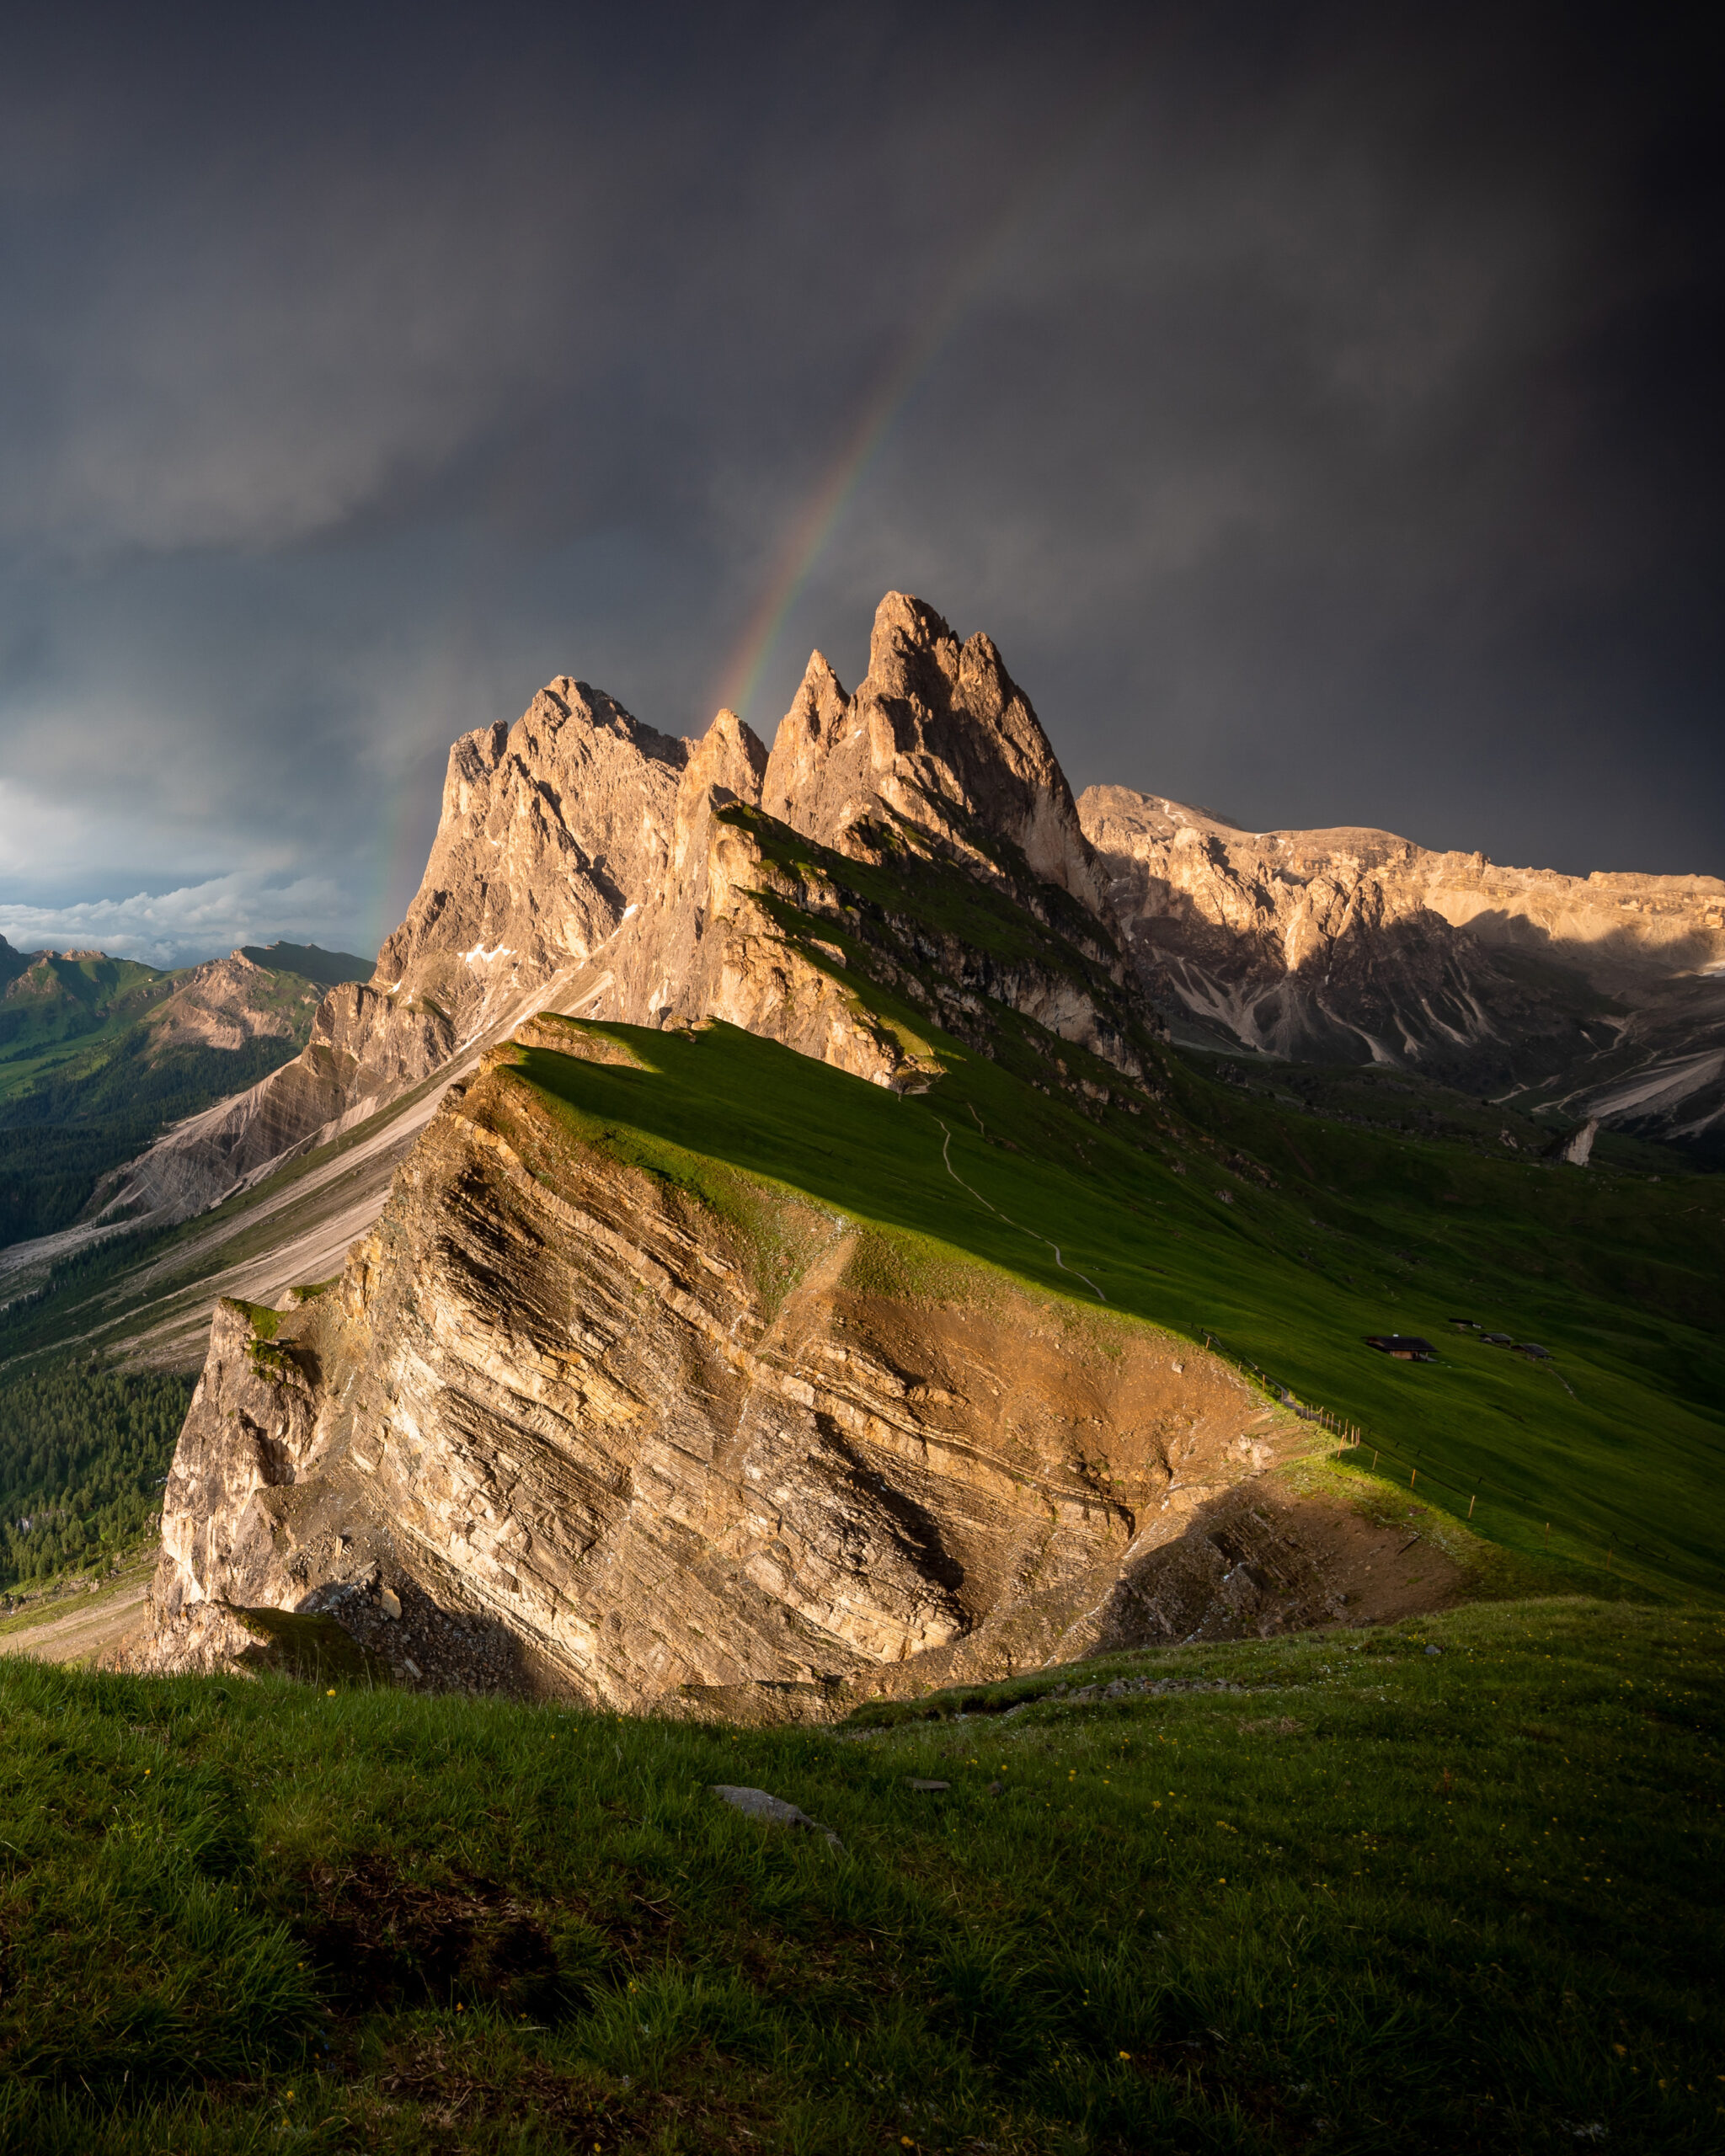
123,1037,1334,1712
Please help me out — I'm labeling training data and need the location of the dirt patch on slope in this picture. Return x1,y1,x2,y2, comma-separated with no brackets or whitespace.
2,1565,153,1667
1080,1476,1466,1658
1278,1492,1468,1627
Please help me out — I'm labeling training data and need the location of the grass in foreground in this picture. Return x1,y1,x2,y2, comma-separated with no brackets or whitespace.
0,1598,1719,2153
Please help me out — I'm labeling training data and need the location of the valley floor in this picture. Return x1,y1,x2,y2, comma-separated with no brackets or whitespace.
0,1596,1718,2154
0,1548,155,1666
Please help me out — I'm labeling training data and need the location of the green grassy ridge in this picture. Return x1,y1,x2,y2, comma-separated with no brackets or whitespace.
507,1015,1725,1603
1204,1053,1681,1177
0,951,163,1022
0,950,354,1109
0,1598,1718,2153
1163,1055,1725,1337
0,954,174,1102
238,942,373,990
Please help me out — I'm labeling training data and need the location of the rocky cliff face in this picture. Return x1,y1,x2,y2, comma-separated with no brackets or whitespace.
357,676,690,1079
102,596,1147,1229
95,685,694,1226
1081,786,1725,1145
762,592,1111,924
123,1031,1341,1711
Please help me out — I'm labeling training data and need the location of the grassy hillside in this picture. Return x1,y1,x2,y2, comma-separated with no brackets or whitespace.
0,1037,312,1246
0,1051,461,1374
0,861,1716,2150
0,948,366,1247
1,965,1718,1643
508,1010,1725,1607
0,1598,1717,2152
0,951,173,1102
238,941,374,988
1204,1052,1680,1176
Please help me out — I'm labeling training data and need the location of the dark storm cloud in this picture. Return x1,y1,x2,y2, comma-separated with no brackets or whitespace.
0,3,1718,963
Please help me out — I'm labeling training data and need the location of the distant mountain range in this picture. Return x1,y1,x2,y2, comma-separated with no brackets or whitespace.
1082,792,1725,1152
0,939,371,1248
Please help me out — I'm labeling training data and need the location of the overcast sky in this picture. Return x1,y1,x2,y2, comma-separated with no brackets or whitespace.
0,2,1719,966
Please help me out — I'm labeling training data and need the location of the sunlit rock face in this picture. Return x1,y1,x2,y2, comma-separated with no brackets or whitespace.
1081,786,1725,1146
98,595,1150,1225
141,951,315,1053
762,591,1112,924
122,1049,1321,1711
368,678,690,1050
91,684,692,1225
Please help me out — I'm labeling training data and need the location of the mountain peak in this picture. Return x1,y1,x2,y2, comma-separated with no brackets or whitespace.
686,707,768,804
865,589,960,699
761,591,1109,918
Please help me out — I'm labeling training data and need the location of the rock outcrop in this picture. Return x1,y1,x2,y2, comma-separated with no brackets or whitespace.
360,676,690,1067
142,951,320,1054
122,1033,1312,1710
94,686,694,1225
762,593,1111,923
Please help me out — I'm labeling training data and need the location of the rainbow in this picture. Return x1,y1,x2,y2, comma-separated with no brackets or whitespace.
364,57,1150,955
716,57,1151,729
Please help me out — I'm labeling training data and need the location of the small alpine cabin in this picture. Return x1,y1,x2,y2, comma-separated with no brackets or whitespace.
1364,1335,1437,1362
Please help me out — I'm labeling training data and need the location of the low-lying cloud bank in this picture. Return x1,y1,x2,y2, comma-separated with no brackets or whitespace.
0,872,365,971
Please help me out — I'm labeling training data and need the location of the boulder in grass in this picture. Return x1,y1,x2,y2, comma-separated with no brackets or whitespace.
711,1784,844,1851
